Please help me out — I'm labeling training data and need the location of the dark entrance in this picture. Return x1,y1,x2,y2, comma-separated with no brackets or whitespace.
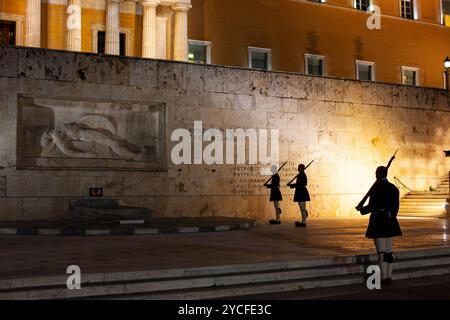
97,31,126,56
0,20,16,46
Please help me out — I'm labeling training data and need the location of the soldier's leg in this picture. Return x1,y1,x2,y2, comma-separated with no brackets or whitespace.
274,201,281,222
374,238,388,280
384,238,394,279
299,201,307,224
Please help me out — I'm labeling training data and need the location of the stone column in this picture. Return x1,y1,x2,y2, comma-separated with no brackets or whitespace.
141,0,159,59
25,0,41,47
156,16,167,59
172,3,192,61
66,0,82,51
105,0,121,55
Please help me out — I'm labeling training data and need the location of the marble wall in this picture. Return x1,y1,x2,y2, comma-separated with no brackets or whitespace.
0,46,449,221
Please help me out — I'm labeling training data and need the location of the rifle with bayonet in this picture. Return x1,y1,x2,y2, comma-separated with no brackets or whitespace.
287,160,315,186
355,149,398,211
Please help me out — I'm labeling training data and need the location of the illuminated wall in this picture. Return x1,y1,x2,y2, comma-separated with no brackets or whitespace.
198,0,450,89
1,0,450,88
0,46,449,221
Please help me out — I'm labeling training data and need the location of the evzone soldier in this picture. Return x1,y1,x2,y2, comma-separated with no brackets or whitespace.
288,164,311,228
264,165,283,225
356,166,402,285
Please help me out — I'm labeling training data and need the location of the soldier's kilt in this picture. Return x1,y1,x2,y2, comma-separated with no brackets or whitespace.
270,188,283,201
293,186,310,202
365,210,402,239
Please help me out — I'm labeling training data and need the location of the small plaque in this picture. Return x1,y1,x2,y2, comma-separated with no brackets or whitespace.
89,188,103,197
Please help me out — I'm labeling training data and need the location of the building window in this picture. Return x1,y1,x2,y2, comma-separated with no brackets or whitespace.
402,66,419,86
356,60,375,81
0,20,16,45
443,0,450,26
305,53,325,76
400,0,415,19
354,0,370,11
248,47,272,70
97,31,126,56
188,40,212,64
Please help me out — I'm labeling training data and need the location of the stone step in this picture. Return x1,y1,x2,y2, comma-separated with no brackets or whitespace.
398,211,446,217
398,212,447,218
398,212,446,217
399,202,446,207
400,204,446,209
398,211,446,216
404,194,447,199
401,198,447,203
399,206,446,212
398,206,446,211
407,191,448,196
113,265,450,300
2,248,450,300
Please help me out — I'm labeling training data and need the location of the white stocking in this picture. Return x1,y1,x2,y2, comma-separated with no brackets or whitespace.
298,202,307,223
374,238,388,279
273,202,280,222
385,238,394,278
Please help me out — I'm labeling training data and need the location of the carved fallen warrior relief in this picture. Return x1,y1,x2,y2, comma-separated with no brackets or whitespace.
40,116,146,161
17,95,166,171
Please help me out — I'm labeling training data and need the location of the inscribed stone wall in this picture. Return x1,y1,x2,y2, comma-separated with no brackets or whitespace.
0,46,449,221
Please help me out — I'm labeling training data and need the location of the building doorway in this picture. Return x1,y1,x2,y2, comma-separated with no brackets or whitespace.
97,31,126,56
0,20,16,45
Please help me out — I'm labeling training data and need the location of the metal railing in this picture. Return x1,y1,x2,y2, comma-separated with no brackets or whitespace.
393,176,413,193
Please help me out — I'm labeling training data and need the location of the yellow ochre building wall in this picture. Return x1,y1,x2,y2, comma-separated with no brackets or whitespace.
1,0,450,88
197,0,450,89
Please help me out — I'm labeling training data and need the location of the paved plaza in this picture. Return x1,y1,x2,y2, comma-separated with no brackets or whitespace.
0,217,449,281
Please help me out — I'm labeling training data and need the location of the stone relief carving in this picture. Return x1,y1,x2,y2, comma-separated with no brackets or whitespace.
40,115,146,161
17,95,166,171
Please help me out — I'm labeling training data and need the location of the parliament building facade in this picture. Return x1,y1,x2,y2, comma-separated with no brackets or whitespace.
1,0,450,88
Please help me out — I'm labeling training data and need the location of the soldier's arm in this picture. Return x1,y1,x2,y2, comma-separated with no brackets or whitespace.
359,204,373,215
358,194,374,215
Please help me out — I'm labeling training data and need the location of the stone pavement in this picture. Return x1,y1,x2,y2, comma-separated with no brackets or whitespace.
0,217,449,281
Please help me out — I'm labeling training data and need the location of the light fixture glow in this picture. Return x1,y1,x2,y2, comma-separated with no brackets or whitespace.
445,56,450,69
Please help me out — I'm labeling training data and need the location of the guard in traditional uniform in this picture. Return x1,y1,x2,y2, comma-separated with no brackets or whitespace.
288,164,310,227
265,165,283,224
357,166,402,285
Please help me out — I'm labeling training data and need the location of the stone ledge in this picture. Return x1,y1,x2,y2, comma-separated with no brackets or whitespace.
0,217,256,236
2,46,448,108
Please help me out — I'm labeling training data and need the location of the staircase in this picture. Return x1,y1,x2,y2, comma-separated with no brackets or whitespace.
398,176,449,218
2,247,450,300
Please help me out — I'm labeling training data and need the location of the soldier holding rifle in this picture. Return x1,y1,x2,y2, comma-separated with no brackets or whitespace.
288,161,313,228
264,162,287,225
356,150,402,285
